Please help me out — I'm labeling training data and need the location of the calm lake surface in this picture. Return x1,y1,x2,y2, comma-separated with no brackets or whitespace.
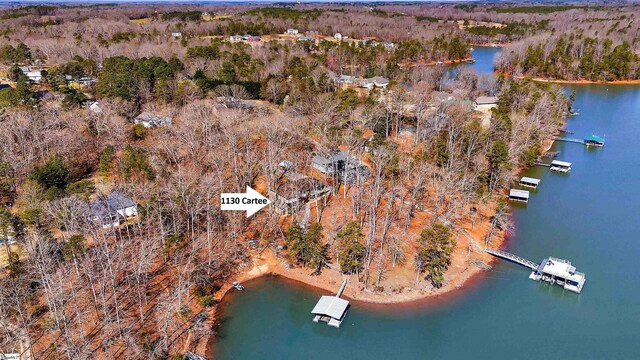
214,47,640,359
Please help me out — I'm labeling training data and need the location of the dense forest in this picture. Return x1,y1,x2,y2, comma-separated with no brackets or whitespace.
496,36,640,81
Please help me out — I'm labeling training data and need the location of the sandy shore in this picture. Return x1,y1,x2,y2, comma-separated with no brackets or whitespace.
196,203,504,356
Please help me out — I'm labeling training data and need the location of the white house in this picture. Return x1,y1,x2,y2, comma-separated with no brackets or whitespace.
334,33,342,40
229,35,244,42
383,41,395,50
286,28,299,35
26,70,42,83
134,112,172,128
171,32,182,38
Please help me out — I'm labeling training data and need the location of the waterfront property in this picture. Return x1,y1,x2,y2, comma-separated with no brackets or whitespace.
509,189,530,203
584,134,605,147
519,177,541,189
550,160,572,173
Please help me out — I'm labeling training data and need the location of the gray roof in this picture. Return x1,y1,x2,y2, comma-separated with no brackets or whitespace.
369,76,389,85
87,191,136,219
551,160,572,167
312,151,349,166
311,296,349,319
135,112,171,126
520,177,541,185
475,96,498,105
509,189,530,199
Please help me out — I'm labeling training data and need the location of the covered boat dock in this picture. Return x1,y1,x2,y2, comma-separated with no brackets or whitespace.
509,189,530,203
584,134,605,147
529,257,586,293
519,177,541,189
550,160,572,173
311,279,349,328
311,296,350,328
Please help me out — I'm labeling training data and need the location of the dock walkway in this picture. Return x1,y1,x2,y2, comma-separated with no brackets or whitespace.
336,278,347,297
554,137,585,145
484,248,538,270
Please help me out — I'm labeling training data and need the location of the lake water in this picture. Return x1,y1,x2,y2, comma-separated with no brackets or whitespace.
214,47,640,359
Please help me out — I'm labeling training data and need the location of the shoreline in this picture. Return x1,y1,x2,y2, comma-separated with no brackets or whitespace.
510,74,640,85
204,244,501,358
200,215,505,357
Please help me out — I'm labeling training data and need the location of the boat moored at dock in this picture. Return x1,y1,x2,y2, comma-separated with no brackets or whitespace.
529,257,586,293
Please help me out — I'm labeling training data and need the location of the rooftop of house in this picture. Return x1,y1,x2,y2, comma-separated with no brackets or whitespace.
368,76,389,84
86,191,137,219
275,177,327,200
135,112,171,124
475,96,498,105
312,151,350,165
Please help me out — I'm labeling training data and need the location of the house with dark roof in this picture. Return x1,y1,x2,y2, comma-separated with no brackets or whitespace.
312,151,370,184
86,191,138,229
312,151,349,175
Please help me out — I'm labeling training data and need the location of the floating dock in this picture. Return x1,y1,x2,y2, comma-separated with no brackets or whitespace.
311,279,349,328
485,249,586,294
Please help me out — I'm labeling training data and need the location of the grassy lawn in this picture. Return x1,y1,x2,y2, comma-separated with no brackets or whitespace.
129,17,151,25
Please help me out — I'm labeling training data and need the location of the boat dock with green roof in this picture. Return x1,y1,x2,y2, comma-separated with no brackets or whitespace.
554,134,605,147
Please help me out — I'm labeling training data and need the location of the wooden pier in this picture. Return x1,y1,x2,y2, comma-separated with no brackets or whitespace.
484,248,538,270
